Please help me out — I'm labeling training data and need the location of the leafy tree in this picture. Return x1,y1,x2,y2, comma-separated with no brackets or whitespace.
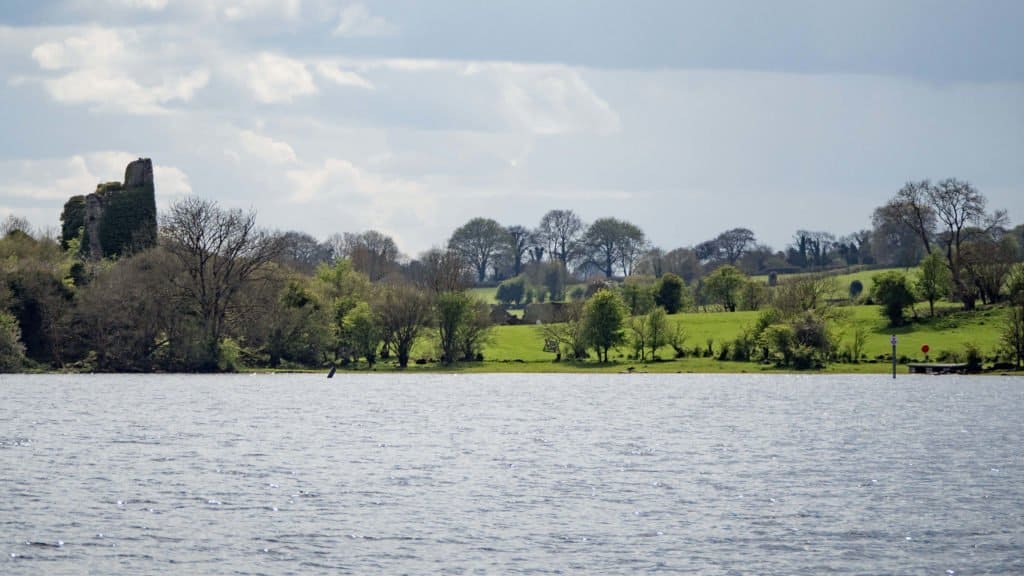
706,227,756,265
739,278,770,311
883,178,1007,309
541,261,568,302
74,248,183,371
496,275,526,307
448,217,507,283
1002,265,1024,368
644,307,669,360
435,291,471,364
654,273,685,314
583,288,627,362
161,197,284,369
871,271,917,326
619,276,655,315
343,301,381,367
0,294,25,371
375,283,431,368
917,250,951,316
457,299,493,361
584,217,627,278
703,265,745,312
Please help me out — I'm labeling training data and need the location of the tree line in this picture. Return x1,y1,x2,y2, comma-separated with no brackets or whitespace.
1,176,1023,372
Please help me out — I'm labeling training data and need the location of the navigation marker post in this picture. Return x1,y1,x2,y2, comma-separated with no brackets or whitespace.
890,334,898,379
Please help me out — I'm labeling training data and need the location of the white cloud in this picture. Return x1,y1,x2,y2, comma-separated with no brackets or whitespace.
490,64,620,135
285,158,433,247
238,130,298,165
245,52,317,103
110,0,169,11
334,3,397,37
31,28,126,70
315,62,374,90
29,27,209,114
0,152,192,203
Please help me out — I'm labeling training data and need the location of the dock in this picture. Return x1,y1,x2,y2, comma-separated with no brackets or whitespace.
907,363,968,375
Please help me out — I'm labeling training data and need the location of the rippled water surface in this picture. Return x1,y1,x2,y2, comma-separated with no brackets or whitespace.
1,373,1022,574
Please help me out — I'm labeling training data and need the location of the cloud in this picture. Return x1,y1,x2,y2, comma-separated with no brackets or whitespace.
238,130,298,165
285,158,434,247
245,52,317,103
28,27,209,114
0,152,192,203
109,0,169,11
31,28,126,70
219,0,302,22
315,62,374,90
333,3,397,38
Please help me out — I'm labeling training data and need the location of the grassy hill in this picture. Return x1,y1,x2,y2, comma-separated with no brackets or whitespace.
475,303,1012,373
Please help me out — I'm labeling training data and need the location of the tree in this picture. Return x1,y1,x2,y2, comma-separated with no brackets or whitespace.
278,231,332,274
583,288,627,362
703,265,745,312
538,209,584,266
448,217,507,283
457,299,493,361
435,291,471,364
871,271,917,326
161,197,283,369
1002,264,1024,368
654,273,685,314
917,250,951,316
882,178,1007,309
505,225,530,277
496,275,526,307
343,301,381,367
644,306,669,360
538,301,588,360
871,203,928,267
413,248,470,294
375,283,431,368
584,217,626,278
619,276,655,316
715,228,756,265
333,230,401,281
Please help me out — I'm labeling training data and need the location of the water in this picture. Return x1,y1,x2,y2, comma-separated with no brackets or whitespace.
1,373,1021,574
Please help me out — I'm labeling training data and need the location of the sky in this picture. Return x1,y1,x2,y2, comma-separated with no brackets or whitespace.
0,0,1022,257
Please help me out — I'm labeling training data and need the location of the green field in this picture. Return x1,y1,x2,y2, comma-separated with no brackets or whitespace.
753,267,919,299
472,303,1014,374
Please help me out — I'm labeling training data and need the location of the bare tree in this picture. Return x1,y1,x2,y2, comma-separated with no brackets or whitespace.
337,230,401,281
375,283,432,368
160,197,283,368
538,209,584,266
505,225,530,277
414,248,470,294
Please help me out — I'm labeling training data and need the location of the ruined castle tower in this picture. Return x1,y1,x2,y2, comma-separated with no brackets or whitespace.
60,158,157,259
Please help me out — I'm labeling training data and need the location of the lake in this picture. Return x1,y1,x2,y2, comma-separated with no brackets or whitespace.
1,373,1021,574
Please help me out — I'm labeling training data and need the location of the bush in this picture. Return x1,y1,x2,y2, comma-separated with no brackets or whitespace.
654,273,685,314
871,271,917,326
849,279,864,300
964,343,983,373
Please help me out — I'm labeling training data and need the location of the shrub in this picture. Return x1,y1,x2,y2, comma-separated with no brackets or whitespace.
871,271,917,326
849,279,864,300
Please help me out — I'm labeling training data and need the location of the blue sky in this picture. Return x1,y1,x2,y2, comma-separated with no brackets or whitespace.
1,0,1021,256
